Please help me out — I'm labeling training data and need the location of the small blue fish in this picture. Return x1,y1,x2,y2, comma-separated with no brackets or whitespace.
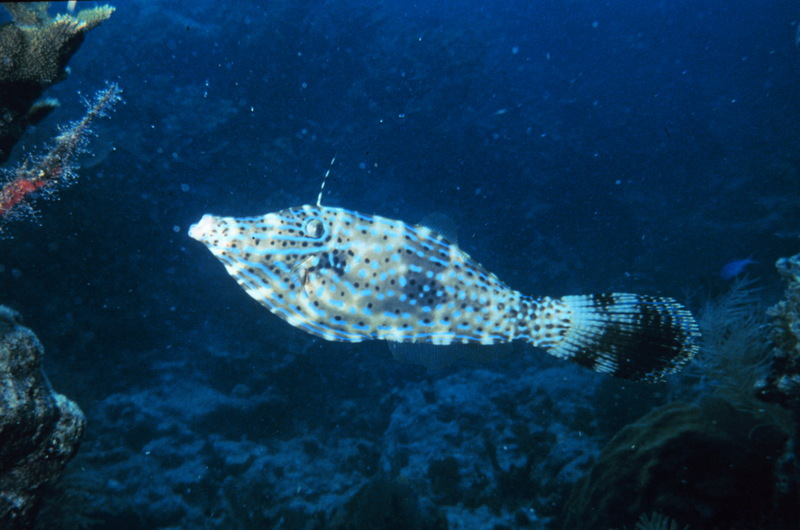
720,257,756,279
189,191,700,382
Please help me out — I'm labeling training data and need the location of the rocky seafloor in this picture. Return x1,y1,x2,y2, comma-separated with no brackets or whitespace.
36,342,616,529
25,256,800,529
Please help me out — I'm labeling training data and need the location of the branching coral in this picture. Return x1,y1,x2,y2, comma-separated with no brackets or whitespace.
0,2,115,162
0,5,114,85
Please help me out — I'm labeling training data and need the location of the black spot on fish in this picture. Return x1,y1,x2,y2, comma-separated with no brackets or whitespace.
593,294,616,312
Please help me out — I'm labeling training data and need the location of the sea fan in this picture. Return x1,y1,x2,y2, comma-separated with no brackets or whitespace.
691,276,771,410
687,277,793,433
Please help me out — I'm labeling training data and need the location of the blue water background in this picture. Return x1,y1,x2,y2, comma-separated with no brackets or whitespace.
0,0,799,527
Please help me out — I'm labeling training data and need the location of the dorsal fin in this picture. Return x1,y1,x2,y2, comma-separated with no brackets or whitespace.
418,213,458,244
316,155,336,207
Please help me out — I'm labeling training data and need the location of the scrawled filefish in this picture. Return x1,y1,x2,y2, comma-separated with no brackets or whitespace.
189,198,700,382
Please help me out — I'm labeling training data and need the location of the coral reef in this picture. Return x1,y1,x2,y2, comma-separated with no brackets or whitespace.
0,305,85,529
560,397,794,530
756,253,800,410
752,252,800,526
562,266,800,530
35,352,602,528
328,474,446,529
0,2,114,163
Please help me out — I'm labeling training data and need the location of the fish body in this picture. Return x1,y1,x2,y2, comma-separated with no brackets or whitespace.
720,257,756,280
189,204,700,382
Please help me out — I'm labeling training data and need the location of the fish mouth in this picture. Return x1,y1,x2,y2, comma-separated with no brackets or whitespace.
188,214,217,242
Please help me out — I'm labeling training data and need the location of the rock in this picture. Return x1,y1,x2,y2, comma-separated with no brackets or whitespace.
0,305,85,528
328,474,447,530
560,397,794,530
756,252,800,410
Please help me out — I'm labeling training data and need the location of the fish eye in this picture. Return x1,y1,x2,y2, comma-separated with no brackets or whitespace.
304,218,326,239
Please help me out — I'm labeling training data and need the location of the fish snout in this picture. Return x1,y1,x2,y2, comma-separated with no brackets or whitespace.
188,214,218,243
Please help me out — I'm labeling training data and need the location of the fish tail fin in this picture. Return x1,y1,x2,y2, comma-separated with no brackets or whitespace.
534,293,701,382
